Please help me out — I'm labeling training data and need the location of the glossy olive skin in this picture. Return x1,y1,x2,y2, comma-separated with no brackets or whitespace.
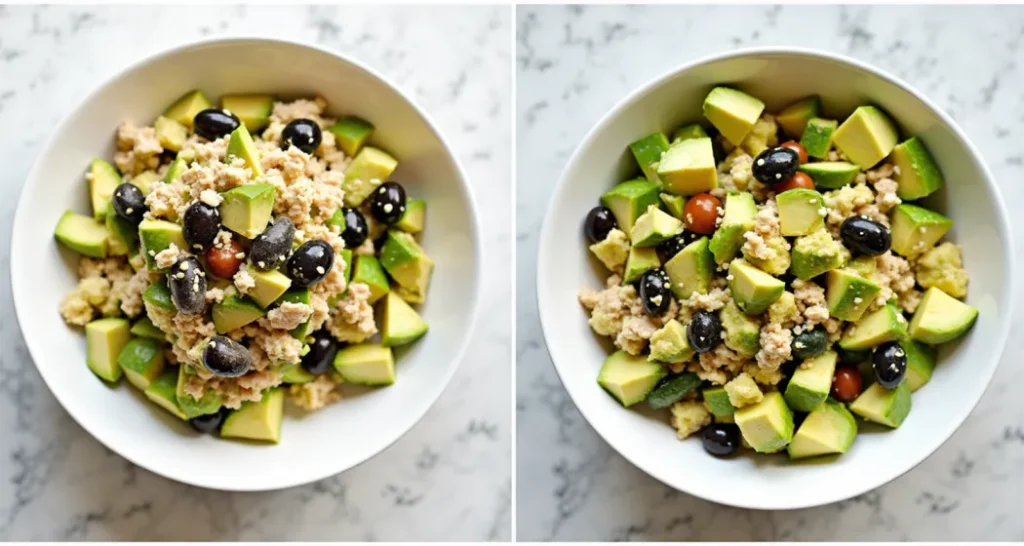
286,240,335,287
189,407,230,434
584,206,618,243
182,202,222,251
752,147,800,186
301,330,339,376
112,183,147,225
701,423,740,456
167,257,207,315
840,216,892,257
369,182,407,225
193,108,240,140
281,119,322,154
688,310,723,354
791,327,829,360
339,208,369,249
872,341,907,389
638,269,672,317
657,230,700,261
250,216,295,271
202,335,252,378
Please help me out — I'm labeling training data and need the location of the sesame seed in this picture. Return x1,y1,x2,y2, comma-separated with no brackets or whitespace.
757,159,765,166
235,252,245,259
775,173,782,179
383,203,393,213
148,250,155,256
316,266,325,274
193,244,202,250
853,297,863,304
176,272,185,279
179,262,189,271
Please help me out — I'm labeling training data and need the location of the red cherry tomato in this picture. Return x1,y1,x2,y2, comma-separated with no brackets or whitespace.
780,140,809,164
831,366,863,403
775,172,815,193
683,193,723,235
205,238,244,279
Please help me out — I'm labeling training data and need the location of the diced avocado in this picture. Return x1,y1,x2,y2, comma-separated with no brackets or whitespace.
340,247,354,283
850,382,912,428
245,266,292,308
55,210,109,258
221,388,285,443
916,242,968,298
847,255,877,280
276,287,313,339
105,201,139,255
777,188,825,236
702,87,765,146
175,365,224,419
655,137,718,196
392,284,426,305
142,280,175,312
709,191,757,264
702,386,736,418
798,162,860,190
154,116,188,152
900,338,937,392
790,229,843,280
130,171,161,196
118,337,165,390
629,132,671,184
343,147,398,207
664,237,714,299
600,179,661,239
333,343,395,386
138,219,187,271
622,246,660,284
720,300,761,357
379,292,428,347
212,289,266,334
280,362,315,384
163,89,212,128
395,198,425,234
645,373,701,409
221,94,275,132
908,287,978,345
352,255,390,304
659,193,686,219
889,203,952,258
327,116,375,156
590,228,629,273
891,137,944,200
832,106,899,169
596,350,667,407
839,303,908,350
144,370,187,420
85,318,131,382
631,205,682,247
219,184,276,239
728,259,785,315
647,319,694,363
827,268,882,321
784,350,838,412
734,391,794,453
226,124,264,177
788,398,857,460
380,230,433,298
671,123,708,143
130,316,165,340
163,156,188,184
88,159,122,220
776,96,821,138
799,117,838,159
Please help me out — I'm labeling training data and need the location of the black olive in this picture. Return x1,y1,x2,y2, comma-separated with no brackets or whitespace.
193,108,240,141
202,335,252,378
167,257,207,315
701,423,740,456
338,208,368,249
840,216,892,257
752,147,800,186
111,183,147,225
657,230,700,261
687,310,722,354
584,206,617,243
369,182,407,225
791,326,829,360
189,407,230,434
872,341,907,389
250,216,295,271
182,202,221,252
281,118,322,154
301,330,339,376
286,240,335,287
638,268,672,317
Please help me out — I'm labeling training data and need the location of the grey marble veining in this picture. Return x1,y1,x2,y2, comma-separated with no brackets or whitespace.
516,5,1024,542
0,5,511,541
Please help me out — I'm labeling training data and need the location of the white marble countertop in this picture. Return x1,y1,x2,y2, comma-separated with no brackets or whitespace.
0,5,511,541
516,5,1024,541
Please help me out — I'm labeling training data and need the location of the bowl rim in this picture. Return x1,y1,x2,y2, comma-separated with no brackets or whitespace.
536,45,1015,509
9,35,484,491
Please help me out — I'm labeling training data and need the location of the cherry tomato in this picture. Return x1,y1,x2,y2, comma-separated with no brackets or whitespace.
831,366,863,403
775,172,815,193
205,238,245,279
683,193,723,235
780,140,808,164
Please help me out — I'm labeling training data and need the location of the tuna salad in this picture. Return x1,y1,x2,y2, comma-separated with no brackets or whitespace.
56,90,432,443
579,87,978,460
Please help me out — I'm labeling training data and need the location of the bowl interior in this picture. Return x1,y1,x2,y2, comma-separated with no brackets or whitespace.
537,50,1011,509
11,39,479,491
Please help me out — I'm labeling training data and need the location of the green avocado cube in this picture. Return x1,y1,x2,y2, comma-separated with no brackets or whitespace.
659,193,686,219
380,231,433,300
138,219,187,271
720,300,761,357
889,203,952,258
596,350,666,408
709,191,757,265
343,146,398,207
85,318,132,383
328,116,375,156
130,316,166,340
735,391,794,453
55,210,109,258
788,398,858,459
221,388,285,443
105,201,139,256
827,268,882,322
798,162,860,190
784,350,838,412
212,289,266,334
622,246,660,284
891,137,944,200
277,287,313,339
88,159,122,220
728,259,784,315
790,229,843,280
600,179,661,240
221,94,275,132
379,292,428,347
832,106,899,169
219,184,276,239
908,287,978,345
777,188,825,237
154,115,188,152
130,171,161,196
144,370,187,420
656,137,718,196
395,198,426,234
702,87,765,146
143,280,176,312
333,343,396,386
901,338,937,392
839,303,908,351
226,124,264,177
850,382,912,428
631,205,682,247
776,96,821,138
647,319,694,363
702,386,736,418
163,156,188,184
645,373,702,410
352,255,391,304
118,337,165,390
246,266,292,308
665,237,714,299
671,123,709,143
799,117,838,159
175,365,224,419
163,89,212,128
629,132,671,184
280,362,316,384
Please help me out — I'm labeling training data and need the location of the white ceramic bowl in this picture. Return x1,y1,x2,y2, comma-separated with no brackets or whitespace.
11,38,481,491
537,47,1013,509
